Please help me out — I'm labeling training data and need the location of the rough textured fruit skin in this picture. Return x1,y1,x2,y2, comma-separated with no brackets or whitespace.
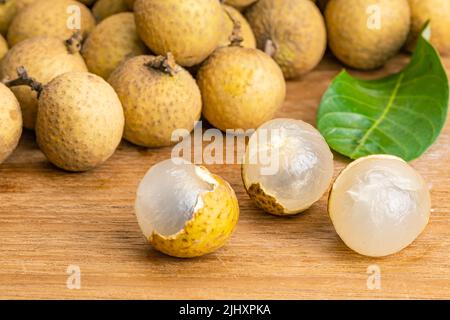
221,5,256,49
82,13,147,79
225,0,257,8
92,0,129,21
407,0,450,56
7,0,96,47
0,0,36,36
36,72,124,172
0,36,87,129
125,0,135,10
0,83,22,164
0,33,8,59
246,183,286,216
134,0,223,67
108,55,202,148
325,0,410,70
246,0,326,79
150,174,239,258
197,46,286,131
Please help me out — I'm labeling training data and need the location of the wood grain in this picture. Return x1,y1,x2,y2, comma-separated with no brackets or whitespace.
0,54,449,300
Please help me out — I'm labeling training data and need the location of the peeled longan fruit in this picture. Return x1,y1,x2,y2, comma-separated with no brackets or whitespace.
220,4,256,49
82,13,147,79
0,33,7,59
92,0,129,21
30,71,124,172
135,158,239,258
246,0,327,79
329,155,431,257
0,34,87,129
197,46,286,131
134,0,224,67
7,0,96,47
0,83,22,164
325,0,410,69
407,0,450,56
242,118,334,216
108,54,201,148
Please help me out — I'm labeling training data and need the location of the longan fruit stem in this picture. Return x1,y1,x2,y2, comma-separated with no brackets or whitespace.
3,66,43,96
145,53,180,76
224,7,244,47
264,39,277,57
65,32,83,54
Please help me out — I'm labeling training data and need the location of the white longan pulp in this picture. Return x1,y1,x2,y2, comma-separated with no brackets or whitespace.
243,118,334,213
135,158,217,238
329,155,431,257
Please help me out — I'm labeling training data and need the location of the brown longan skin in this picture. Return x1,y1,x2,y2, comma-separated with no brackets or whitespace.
246,0,327,79
36,72,124,172
108,55,202,148
0,36,87,129
325,0,410,70
134,0,224,67
7,0,96,47
197,46,286,131
82,12,147,79
0,83,22,164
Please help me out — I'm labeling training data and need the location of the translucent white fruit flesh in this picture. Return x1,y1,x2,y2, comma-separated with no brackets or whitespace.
135,158,217,238
329,155,431,257
243,118,334,213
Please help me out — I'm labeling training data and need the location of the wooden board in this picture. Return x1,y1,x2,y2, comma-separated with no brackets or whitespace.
0,54,449,300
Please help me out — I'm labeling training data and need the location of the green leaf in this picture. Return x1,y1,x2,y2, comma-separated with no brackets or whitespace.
317,27,449,161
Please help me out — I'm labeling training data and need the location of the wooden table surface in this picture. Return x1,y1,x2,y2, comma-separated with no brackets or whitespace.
0,54,449,300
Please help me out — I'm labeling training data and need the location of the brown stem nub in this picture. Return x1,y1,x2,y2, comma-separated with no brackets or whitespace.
225,9,244,47
264,39,277,57
65,31,83,54
3,66,43,96
146,53,180,76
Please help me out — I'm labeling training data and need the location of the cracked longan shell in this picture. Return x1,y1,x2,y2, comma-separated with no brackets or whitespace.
197,46,286,131
246,183,286,216
325,0,410,70
246,0,327,79
36,72,124,172
0,83,22,164
134,0,223,67
108,55,202,148
0,36,87,129
82,13,147,79
150,173,239,258
7,0,96,46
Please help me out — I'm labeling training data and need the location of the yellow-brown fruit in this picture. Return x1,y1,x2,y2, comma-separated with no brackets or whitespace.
125,0,134,10
36,72,124,172
135,159,239,258
224,0,257,9
92,0,129,21
7,0,96,47
197,46,286,131
0,35,87,129
0,0,36,36
82,13,147,79
221,4,256,49
0,82,22,164
407,0,450,56
108,54,202,148
325,0,410,69
0,33,8,59
134,0,224,67
246,0,327,78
